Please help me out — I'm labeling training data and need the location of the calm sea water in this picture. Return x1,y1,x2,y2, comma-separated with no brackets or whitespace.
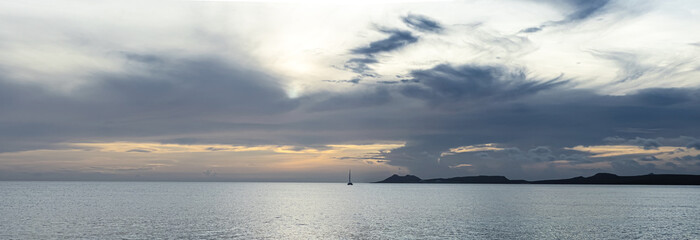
1,182,699,239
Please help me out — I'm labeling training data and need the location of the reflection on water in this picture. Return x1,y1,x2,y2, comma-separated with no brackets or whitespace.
1,182,699,239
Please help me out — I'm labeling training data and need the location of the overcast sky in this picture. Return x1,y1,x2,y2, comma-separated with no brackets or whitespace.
1,0,700,182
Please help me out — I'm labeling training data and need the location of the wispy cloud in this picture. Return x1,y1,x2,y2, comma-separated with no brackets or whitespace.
402,14,443,33
519,0,611,33
351,29,419,55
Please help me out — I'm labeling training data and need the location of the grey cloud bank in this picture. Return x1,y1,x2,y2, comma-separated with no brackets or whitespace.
3,53,700,180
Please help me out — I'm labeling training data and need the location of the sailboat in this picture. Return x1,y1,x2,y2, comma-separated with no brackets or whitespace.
347,169,353,185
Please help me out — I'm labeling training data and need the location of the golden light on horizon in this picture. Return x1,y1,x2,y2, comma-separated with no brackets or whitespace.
566,145,680,158
0,141,405,179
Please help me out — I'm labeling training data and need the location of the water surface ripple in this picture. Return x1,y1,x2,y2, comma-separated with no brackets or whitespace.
1,182,698,239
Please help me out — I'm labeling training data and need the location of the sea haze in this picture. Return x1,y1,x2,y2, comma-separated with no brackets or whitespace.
1,182,699,239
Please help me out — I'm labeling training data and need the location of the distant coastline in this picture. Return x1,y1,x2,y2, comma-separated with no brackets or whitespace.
374,173,700,185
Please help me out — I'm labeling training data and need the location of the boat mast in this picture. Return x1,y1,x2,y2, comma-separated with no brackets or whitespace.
348,169,352,183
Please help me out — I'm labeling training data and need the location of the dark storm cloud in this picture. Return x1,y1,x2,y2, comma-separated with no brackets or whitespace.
285,60,700,179
0,55,296,153
0,74,83,153
301,87,392,112
399,64,567,105
632,88,696,106
402,14,443,33
687,141,700,150
351,29,418,55
85,57,295,115
3,52,700,180
353,75,700,178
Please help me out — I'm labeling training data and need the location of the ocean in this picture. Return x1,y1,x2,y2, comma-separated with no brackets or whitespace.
1,182,698,239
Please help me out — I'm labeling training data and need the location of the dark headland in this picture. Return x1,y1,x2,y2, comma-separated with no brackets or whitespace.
375,173,700,185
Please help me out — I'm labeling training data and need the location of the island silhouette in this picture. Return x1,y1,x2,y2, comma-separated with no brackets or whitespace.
375,173,700,185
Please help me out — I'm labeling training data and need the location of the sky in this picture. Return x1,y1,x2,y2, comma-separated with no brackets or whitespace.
1,0,700,182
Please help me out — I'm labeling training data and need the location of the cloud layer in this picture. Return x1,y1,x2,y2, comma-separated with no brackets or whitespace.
1,0,699,181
